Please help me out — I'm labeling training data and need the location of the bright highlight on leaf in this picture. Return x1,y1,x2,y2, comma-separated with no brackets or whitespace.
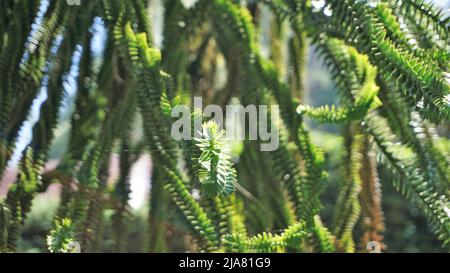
0,0,449,254
195,121,237,198
47,218,76,253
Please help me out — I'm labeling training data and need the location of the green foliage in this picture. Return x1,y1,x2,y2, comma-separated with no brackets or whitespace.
0,201,11,252
164,166,220,250
296,49,381,124
224,222,308,253
332,128,363,252
47,218,76,253
195,121,237,198
0,0,448,253
364,115,450,248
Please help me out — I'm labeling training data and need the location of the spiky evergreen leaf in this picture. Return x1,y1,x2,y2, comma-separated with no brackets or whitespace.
195,121,236,197
47,218,77,253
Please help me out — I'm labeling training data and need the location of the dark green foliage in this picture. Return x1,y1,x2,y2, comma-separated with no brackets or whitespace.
47,218,76,253
0,0,448,253
195,121,236,198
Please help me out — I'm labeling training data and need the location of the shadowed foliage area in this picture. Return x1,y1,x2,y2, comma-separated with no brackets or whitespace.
0,0,449,253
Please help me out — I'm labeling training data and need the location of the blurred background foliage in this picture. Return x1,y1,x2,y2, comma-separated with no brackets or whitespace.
1,0,449,252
